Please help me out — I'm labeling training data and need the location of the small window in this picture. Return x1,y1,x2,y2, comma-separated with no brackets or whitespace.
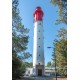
38,23,41,25
28,71,30,74
38,38,40,39
39,30,40,32
39,63,40,65
39,46,40,48
39,54,40,56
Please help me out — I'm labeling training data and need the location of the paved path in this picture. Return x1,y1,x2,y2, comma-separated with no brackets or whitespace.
35,77,47,80
34,76,54,80
18,76,54,80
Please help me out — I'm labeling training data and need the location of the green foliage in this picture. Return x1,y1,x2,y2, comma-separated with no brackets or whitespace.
53,27,67,76
57,27,67,39
47,61,52,67
25,62,33,68
12,0,31,79
12,53,26,80
12,0,30,58
50,0,67,24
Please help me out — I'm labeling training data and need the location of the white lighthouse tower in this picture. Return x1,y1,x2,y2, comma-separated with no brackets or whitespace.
33,6,45,76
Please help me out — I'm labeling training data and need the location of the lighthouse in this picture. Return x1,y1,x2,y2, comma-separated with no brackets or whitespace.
33,6,45,76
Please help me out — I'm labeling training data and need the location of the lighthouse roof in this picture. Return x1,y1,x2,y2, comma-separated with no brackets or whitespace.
36,6,41,10
33,6,44,21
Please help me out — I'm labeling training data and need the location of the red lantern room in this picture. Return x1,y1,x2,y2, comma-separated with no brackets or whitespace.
33,6,44,22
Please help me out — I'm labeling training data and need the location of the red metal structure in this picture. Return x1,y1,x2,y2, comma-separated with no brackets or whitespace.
33,6,44,22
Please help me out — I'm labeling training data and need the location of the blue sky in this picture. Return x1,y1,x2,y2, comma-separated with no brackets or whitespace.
18,0,66,65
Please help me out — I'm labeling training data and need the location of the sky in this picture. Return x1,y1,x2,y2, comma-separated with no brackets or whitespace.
18,0,66,65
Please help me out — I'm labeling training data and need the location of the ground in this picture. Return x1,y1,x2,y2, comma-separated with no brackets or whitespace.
16,76,67,80
49,78,67,80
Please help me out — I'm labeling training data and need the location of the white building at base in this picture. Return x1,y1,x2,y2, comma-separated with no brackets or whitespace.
24,67,55,77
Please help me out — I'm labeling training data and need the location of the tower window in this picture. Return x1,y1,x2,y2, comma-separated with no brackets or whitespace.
38,23,41,25
39,63,40,65
39,46,40,48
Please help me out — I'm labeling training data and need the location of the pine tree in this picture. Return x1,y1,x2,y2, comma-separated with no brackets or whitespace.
51,0,67,24
12,0,31,79
53,28,67,76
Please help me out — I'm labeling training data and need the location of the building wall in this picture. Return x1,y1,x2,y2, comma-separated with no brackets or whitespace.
33,21,44,66
24,67,55,76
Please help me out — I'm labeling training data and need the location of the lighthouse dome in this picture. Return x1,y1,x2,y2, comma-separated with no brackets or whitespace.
33,6,44,21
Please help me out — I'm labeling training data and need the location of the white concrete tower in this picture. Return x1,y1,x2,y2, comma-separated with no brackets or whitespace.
33,6,45,76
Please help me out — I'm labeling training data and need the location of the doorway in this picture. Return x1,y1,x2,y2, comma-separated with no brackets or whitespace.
38,69,42,76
